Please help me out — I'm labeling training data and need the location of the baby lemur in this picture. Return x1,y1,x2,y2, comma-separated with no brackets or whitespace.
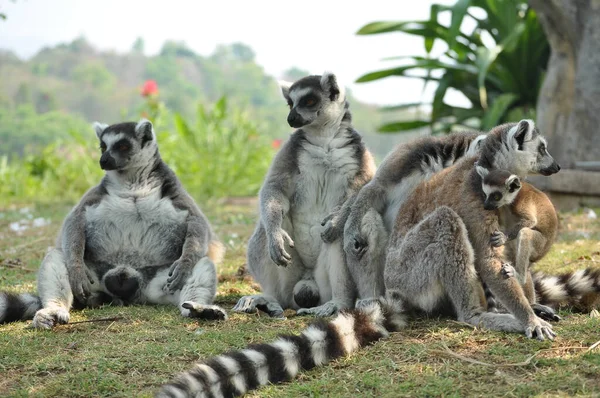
477,167,559,319
233,72,375,318
384,120,560,340
0,120,226,327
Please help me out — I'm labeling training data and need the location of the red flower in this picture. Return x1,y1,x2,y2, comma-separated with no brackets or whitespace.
141,80,159,97
271,139,283,150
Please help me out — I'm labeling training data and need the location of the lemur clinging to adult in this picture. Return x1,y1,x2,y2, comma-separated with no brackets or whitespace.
383,120,562,340
233,72,375,318
477,167,600,316
0,120,226,327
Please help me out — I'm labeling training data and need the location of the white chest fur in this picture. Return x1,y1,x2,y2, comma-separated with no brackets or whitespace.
85,187,188,263
290,135,360,266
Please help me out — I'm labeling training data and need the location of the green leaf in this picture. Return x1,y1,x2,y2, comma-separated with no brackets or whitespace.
378,120,430,133
481,93,518,129
380,103,427,112
475,45,503,108
356,21,414,35
425,37,434,53
447,0,471,48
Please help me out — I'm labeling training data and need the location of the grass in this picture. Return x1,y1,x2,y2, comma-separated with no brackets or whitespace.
1,201,600,397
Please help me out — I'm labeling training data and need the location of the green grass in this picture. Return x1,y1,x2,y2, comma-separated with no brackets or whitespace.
1,202,600,397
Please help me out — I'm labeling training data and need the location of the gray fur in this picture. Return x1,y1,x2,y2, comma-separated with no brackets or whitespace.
234,73,375,318
342,131,482,299
383,121,561,340
2,120,226,328
342,119,560,304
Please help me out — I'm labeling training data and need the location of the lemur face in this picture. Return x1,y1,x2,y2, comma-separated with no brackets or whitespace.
503,120,560,176
280,72,346,130
478,168,522,210
92,120,156,172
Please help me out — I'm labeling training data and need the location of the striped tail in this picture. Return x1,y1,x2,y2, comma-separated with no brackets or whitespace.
534,268,600,310
0,291,42,324
157,301,406,398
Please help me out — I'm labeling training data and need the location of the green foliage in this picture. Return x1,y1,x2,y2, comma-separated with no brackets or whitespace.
158,97,274,201
0,105,90,156
356,0,549,134
0,97,274,205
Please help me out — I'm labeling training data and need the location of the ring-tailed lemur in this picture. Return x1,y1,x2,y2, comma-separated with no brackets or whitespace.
0,120,226,327
341,120,561,305
334,131,485,300
384,120,562,340
157,299,405,398
232,72,375,318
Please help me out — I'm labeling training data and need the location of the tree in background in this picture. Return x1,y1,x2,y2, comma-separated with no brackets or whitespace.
530,0,600,169
356,0,549,134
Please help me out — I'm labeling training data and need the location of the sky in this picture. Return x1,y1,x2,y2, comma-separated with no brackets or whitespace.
0,0,457,106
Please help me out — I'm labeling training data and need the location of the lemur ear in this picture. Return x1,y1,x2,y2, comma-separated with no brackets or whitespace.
135,119,155,147
92,122,108,139
466,134,487,156
506,175,521,193
320,71,344,102
279,80,293,102
509,119,534,150
476,165,489,179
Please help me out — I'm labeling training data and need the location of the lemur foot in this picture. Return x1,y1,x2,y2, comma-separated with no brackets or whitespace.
490,230,507,247
31,307,70,329
525,317,556,341
181,302,227,321
296,300,342,317
501,262,515,278
232,295,285,318
532,303,561,322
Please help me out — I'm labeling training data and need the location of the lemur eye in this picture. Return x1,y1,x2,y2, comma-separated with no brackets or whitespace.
492,193,502,201
305,98,315,106
118,143,130,151
100,143,107,153
287,102,293,109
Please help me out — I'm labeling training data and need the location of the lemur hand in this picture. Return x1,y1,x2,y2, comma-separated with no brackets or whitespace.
165,259,193,293
321,209,342,243
490,230,507,247
268,229,294,266
68,263,94,303
500,262,515,279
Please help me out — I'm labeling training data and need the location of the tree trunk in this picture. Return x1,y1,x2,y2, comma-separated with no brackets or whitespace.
530,0,600,169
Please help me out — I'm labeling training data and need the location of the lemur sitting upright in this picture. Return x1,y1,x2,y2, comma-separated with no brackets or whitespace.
476,167,560,321
0,120,226,327
233,72,375,318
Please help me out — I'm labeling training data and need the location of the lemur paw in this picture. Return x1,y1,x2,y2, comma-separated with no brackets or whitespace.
68,264,95,303
181,302,228,321
524,317,556,341
232,295,285,318
31,307,70,329
532,303,561,322
500,263,515,279
296,301,342,317
164,260,192,293
490,231,507,247
320,210,342,243
268,229,294,267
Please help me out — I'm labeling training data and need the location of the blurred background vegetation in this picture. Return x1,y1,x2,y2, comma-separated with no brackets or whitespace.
0,38,410,205
3,0,588,206
356,0,548,134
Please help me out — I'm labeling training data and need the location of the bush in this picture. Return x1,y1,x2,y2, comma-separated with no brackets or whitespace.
0,97,275,206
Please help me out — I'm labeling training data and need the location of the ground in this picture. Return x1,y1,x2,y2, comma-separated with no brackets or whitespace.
1,200,600,397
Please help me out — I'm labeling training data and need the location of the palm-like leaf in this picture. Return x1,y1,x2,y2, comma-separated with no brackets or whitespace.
356,0,549,133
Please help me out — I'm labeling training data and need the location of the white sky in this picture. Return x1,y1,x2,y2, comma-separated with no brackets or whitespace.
0,0,458,106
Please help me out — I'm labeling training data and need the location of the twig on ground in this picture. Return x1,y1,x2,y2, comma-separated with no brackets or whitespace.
430,341,600,368
63,316,124,325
